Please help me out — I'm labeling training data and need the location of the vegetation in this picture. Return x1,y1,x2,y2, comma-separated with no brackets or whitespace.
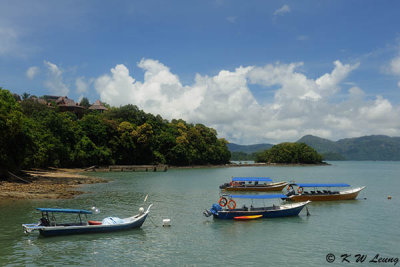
255,142,323,164
0,88,230,178
230,151,258,161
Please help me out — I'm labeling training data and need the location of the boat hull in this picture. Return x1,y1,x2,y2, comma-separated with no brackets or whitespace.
39,214,148,237
223,181,288,192
38,213,148,237
287,187,365,202
213,201,309,220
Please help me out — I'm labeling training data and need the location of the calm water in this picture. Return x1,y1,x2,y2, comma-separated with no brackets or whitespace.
1,162,399,266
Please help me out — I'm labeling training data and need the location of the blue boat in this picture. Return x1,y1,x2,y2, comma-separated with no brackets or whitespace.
22,205,152,237
204,194,310,220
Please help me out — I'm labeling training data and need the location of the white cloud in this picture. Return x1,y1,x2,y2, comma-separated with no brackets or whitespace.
95,58,400,144
26,66,39,79
0,26,18,55
390,57,400,75
226,16,237,23
75,77,90,94
43,61,69,96
274,4,290,16
297,35,308,41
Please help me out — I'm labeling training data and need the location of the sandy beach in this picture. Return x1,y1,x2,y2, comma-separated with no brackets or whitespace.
0,168,106,200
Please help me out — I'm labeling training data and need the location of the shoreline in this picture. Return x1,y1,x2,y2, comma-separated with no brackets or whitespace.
170,162,330,169
0,168,107,200
0,162,328,200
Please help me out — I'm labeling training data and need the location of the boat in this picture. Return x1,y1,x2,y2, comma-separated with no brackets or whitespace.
285,183,366,202
219,177,288,192
22,204,152,237
203,194,310,220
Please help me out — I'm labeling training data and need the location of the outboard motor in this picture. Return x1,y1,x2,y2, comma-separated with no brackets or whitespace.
203,210,212,217
203,204,222,217
286,188,295,197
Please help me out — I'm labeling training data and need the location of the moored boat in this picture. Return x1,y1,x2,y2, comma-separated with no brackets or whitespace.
22,204,152,237
285,183,366,202
219,177,288,192
204,194,310,220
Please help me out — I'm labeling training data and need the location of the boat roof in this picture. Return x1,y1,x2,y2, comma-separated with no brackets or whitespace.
229,194,287,199
232,177,273,182
36,208,92,214
292,183,350,187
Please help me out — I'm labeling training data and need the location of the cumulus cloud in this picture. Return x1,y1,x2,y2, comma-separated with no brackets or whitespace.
95,58,400,144
274,4,290,16
43,61,69,96
26,66,39,79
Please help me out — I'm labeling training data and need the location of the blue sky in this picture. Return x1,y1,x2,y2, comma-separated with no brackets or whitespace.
1,1,400,144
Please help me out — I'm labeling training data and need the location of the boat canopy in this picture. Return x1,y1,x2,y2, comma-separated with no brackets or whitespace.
36,208,92,214
232,177,272,182
293,183,350,188
229,194,287,199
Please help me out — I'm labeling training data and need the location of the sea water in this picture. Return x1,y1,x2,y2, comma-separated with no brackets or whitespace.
0,161,399,266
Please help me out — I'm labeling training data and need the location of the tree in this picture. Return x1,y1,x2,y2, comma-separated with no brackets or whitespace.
256,142,323,164
80,97,90,108
0,88,29,178
22,92,30,100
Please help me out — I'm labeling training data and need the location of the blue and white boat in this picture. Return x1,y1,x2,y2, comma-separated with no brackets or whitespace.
22,204,152,237
204,194,310,220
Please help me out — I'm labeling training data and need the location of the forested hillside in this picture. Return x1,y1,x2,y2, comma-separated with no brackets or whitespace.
0,88,231,177
297,135,400,160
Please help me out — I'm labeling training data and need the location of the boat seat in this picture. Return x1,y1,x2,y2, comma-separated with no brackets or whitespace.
88,220,102,225
310,191,316,194
303,191,309,195
317,191,323,194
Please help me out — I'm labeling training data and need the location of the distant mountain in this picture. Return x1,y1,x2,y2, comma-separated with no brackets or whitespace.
297,135,400,161
227,143,273,154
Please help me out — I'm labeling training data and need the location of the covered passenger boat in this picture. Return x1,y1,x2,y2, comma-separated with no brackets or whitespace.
285,183,366,202
22,205,152,237
203,194,310,220
219,177,288,192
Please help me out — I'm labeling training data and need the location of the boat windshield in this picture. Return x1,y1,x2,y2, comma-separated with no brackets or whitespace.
232,177,272,182
292,183,350,187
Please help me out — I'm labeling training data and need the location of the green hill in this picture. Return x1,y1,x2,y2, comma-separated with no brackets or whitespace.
297,135,400,161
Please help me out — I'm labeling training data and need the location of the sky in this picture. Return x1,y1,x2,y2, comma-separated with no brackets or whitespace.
1,0,400,144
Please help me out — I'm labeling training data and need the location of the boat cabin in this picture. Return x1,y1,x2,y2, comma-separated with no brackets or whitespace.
36,208,92,227
286,183,350,196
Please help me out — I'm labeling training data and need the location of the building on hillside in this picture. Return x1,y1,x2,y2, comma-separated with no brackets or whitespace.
43,95,62,102
30,96,47,105
55,96,85,117
89,100,108,113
